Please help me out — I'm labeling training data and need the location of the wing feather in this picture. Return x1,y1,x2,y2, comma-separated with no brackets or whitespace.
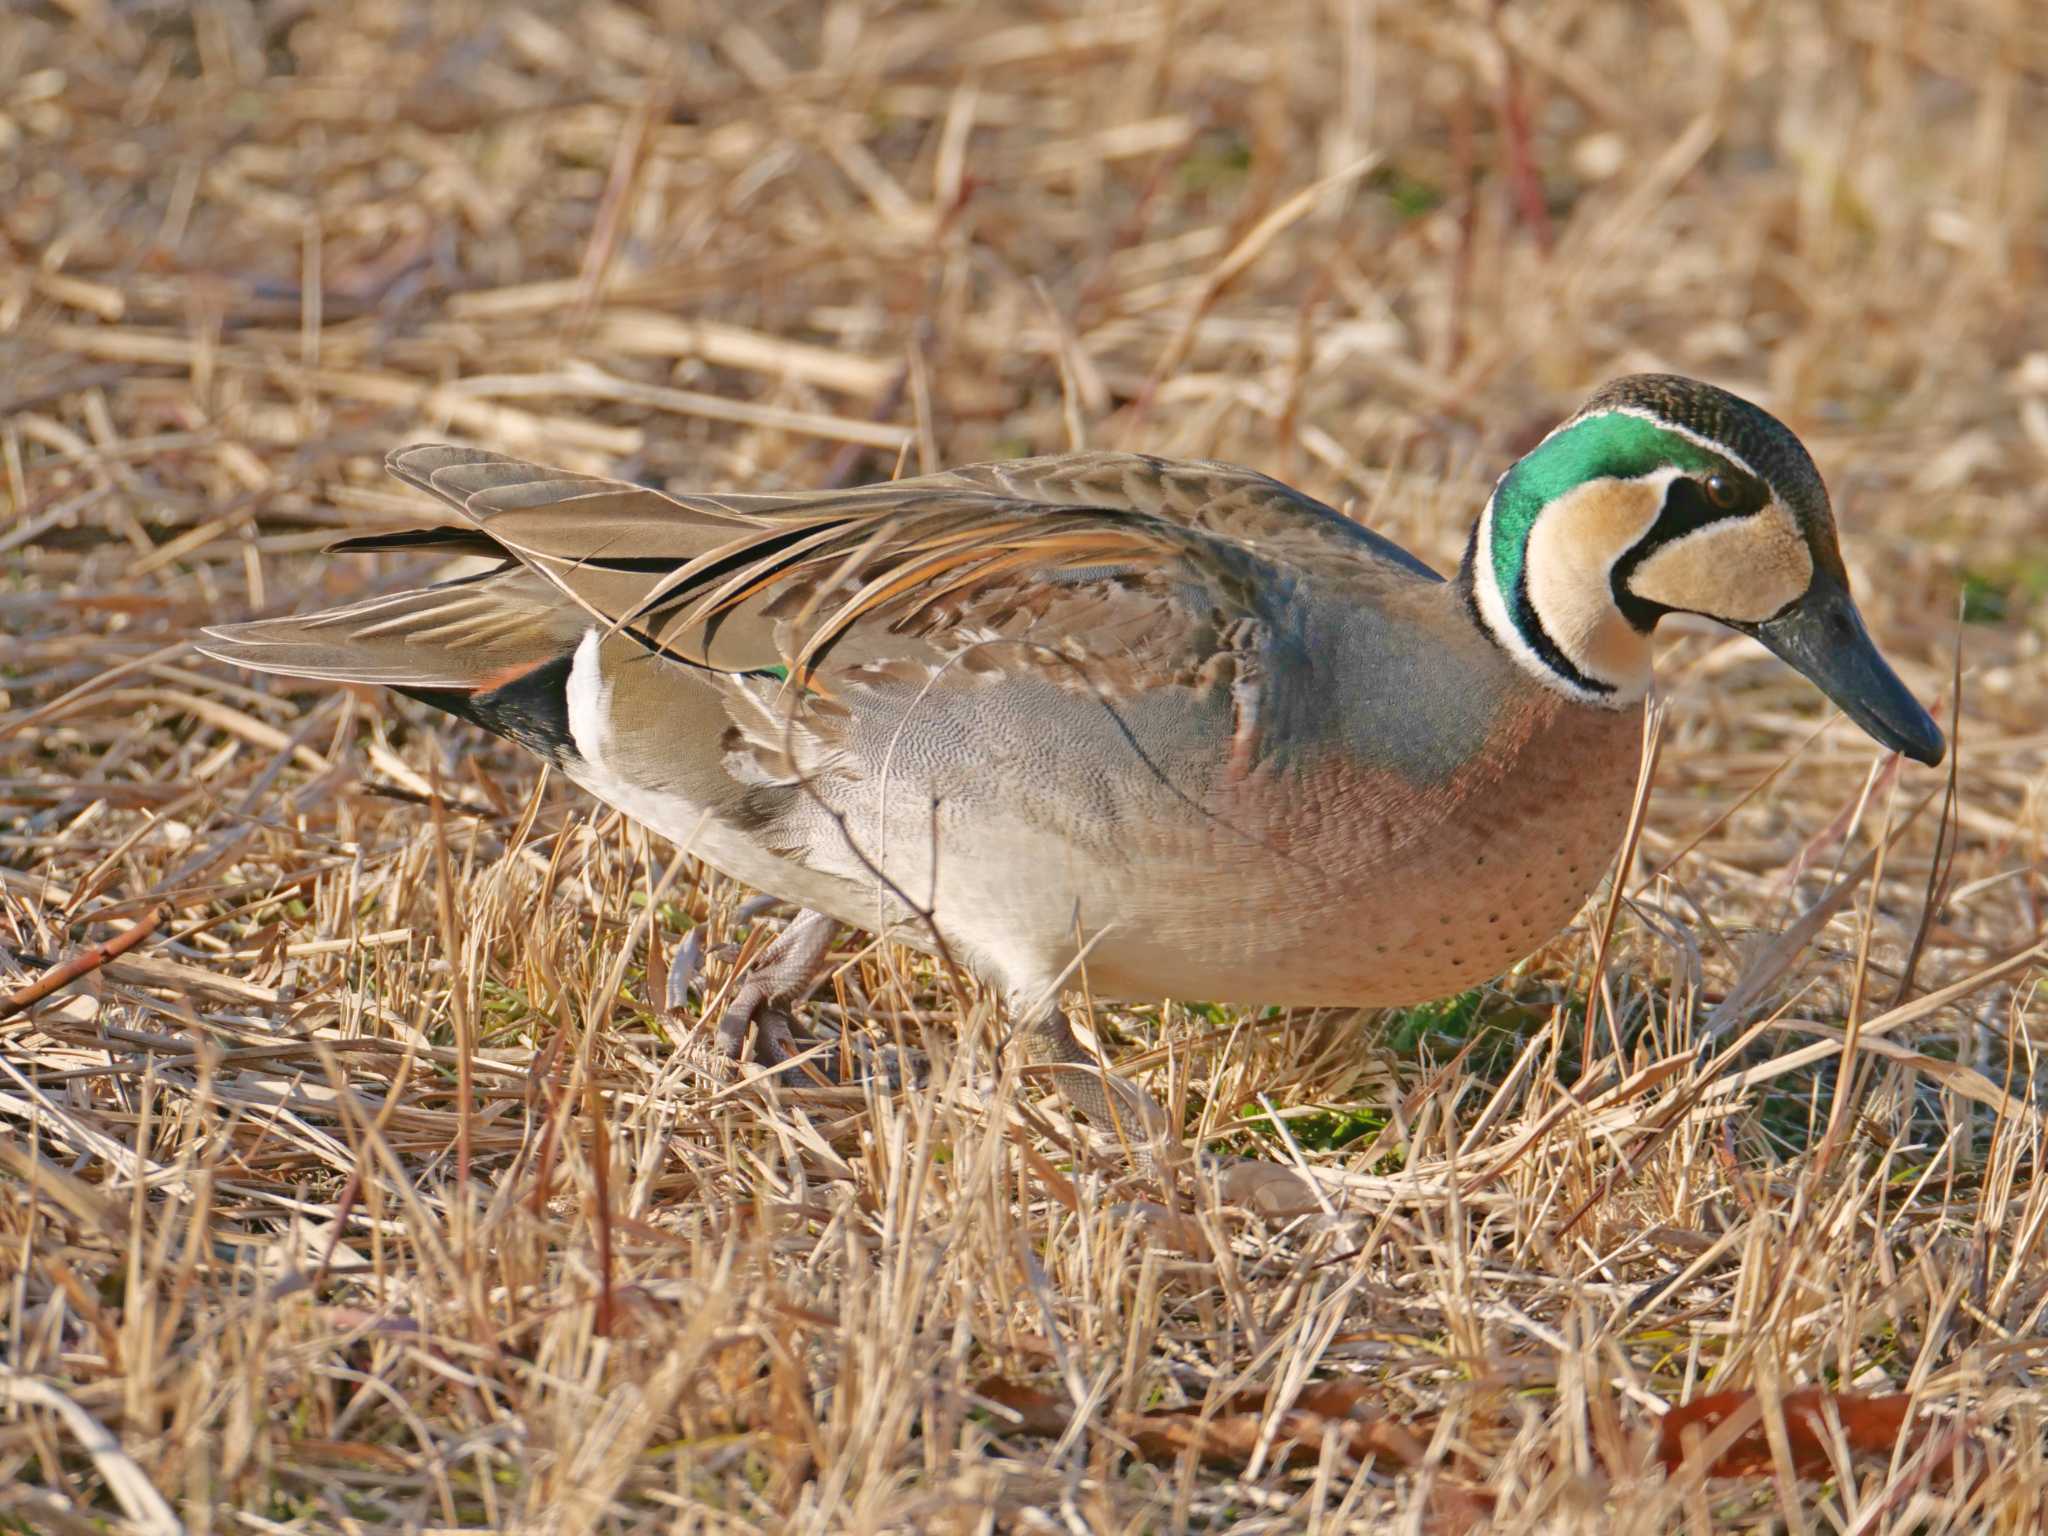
204,445,1440,699
196,569,578,689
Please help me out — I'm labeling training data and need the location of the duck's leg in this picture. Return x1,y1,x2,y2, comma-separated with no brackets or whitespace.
1010,996,1171,1171
708,907,840,1069
663,908,921,1085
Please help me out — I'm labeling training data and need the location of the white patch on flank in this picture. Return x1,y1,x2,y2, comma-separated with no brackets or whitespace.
564,629,610,768
558,630,870,928
561,628,713,845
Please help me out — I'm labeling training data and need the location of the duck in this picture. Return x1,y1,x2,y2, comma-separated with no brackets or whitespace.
198,374,1945,1159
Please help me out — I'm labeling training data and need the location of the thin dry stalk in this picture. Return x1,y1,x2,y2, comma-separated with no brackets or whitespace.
1,3,2044,1533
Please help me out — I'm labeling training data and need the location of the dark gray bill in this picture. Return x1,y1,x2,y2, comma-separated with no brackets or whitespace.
1735,576,1945,766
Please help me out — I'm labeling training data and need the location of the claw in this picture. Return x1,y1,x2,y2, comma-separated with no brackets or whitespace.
830,1031,929,1090
655,908,916,1088
665,927,706,1016
715,998,804,1071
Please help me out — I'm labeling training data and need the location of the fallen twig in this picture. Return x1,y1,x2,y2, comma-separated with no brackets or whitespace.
0,903,167,1021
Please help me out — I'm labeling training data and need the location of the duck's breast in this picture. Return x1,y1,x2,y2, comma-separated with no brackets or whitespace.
1067,585,1649,1005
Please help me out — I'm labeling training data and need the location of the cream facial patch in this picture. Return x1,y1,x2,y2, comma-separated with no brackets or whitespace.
1627,501,1813,622
1519,474,1670,699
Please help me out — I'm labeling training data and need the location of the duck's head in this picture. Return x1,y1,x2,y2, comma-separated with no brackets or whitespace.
1464,373,1944,766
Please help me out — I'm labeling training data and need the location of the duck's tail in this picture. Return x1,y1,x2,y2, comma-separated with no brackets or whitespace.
195,538,590,762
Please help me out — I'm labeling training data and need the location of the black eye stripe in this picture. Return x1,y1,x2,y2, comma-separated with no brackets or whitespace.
1660,474,1759,535
1609,474,1760,631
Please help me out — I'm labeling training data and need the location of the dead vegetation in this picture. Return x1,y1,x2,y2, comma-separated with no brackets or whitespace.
3,1,2046,1531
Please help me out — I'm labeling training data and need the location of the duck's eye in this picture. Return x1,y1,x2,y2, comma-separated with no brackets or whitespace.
1702,473,1742,510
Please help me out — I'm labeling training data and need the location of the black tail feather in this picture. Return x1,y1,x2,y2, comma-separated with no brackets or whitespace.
395,650,579,765
326,525,505,557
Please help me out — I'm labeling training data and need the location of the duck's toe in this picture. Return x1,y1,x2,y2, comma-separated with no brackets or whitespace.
660,907,924,1088
714,998,804,1070
817,1029,929,1089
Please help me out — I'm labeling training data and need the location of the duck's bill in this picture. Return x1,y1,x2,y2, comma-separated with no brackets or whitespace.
1733,577,1946,766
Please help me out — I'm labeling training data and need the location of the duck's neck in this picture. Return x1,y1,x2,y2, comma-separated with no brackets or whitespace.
1458,464,1670,709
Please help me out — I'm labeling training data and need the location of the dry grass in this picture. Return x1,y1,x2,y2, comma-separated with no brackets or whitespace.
4,2,2047,1531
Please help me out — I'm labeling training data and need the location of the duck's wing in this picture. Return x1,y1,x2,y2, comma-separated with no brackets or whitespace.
197,446,1460,918
836,450,1444,588
199,446,1438,698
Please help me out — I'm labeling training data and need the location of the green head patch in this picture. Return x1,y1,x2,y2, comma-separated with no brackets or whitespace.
1489,411,1725,604
1470,376,1839,702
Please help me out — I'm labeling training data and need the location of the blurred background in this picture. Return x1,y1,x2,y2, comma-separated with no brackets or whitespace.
6,1,2044,657
4,3,2047,1529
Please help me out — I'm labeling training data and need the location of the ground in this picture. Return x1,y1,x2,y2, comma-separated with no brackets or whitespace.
3,2,2047,1531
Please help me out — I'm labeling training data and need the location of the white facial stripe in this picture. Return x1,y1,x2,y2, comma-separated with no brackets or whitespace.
1472,489,1590,701
1539,402,1765,484
1471,471,1673,707
1601,404,1762,481
1476,394,1819,703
